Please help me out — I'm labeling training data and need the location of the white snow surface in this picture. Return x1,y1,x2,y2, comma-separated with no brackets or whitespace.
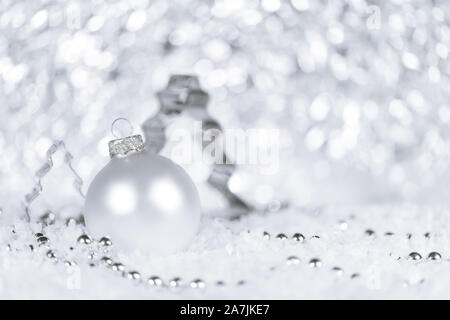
0,204,449,299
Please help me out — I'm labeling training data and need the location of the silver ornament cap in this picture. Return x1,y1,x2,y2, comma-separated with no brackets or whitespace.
108,135,144,158
108,118,145,158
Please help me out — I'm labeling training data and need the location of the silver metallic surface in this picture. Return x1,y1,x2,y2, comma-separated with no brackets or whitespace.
77,234,92,245
408,252,422,260
427,252,442,260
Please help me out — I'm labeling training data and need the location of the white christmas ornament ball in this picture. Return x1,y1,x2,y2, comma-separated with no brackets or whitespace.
84,150,202,255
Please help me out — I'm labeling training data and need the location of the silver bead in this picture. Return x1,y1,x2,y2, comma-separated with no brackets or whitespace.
408,252,422,260
332,267,344,276
427,252,442,260
111,263,125,272
385,232,394,236
350,273,360,279
276,233,288,240
237,280,246,286
65,217,77,226
148,276,164,287
87,251,96,260
309,258,322,268
37,236,49,245
64,260,76,267
338,220,348,230
99,236,112,246
365,229,375,236
292,233,305,242
127,271,141,281
77,234,92,245
169,277,182,288
190,279,206,289
39,211,56,226
262,231,271,240
46,250,56,259
101,256,113,266
35,232,44,238
286,256,300,265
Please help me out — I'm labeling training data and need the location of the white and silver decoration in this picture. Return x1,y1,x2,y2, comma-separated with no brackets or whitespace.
84,119,202,255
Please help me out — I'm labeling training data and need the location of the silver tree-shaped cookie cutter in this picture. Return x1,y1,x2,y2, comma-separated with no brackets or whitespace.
142,75,252,218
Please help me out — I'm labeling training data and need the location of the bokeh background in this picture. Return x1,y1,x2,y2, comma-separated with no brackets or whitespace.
1,0,450,299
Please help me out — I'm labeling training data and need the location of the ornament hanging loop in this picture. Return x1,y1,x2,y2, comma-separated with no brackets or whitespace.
111,117,134,139
109,118,145,158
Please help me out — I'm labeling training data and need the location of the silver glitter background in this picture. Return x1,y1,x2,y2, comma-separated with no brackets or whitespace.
1,0,450,298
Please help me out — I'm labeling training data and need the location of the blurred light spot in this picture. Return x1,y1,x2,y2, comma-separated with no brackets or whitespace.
432,7,445,22
126,10,147,31
438,106,450,123
328,135,346,159
31,10,48,29
51,120,67,140
297,45,315,73
305,127,325,150
343,102,360,125
241,10,262,25
70,68,89,88
389,14,405,33
436,43,448,59
330,53,349,80
291,0,309,11
228,172,249,194
428,66,440,82
98,137,110,157
87,15,105,32
58,32,96,64
207,69,227,87
363,101,379,120
413,29,427,46
389,99,411,124
262,0,281,12
407,90,426,115
35,137,52,158
327,25,344,44
203,39,231,62
194,59,213,75
169,29,187,46
309,95,330,121
402,52,420,70
306,31,327,67
78,156,95,178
